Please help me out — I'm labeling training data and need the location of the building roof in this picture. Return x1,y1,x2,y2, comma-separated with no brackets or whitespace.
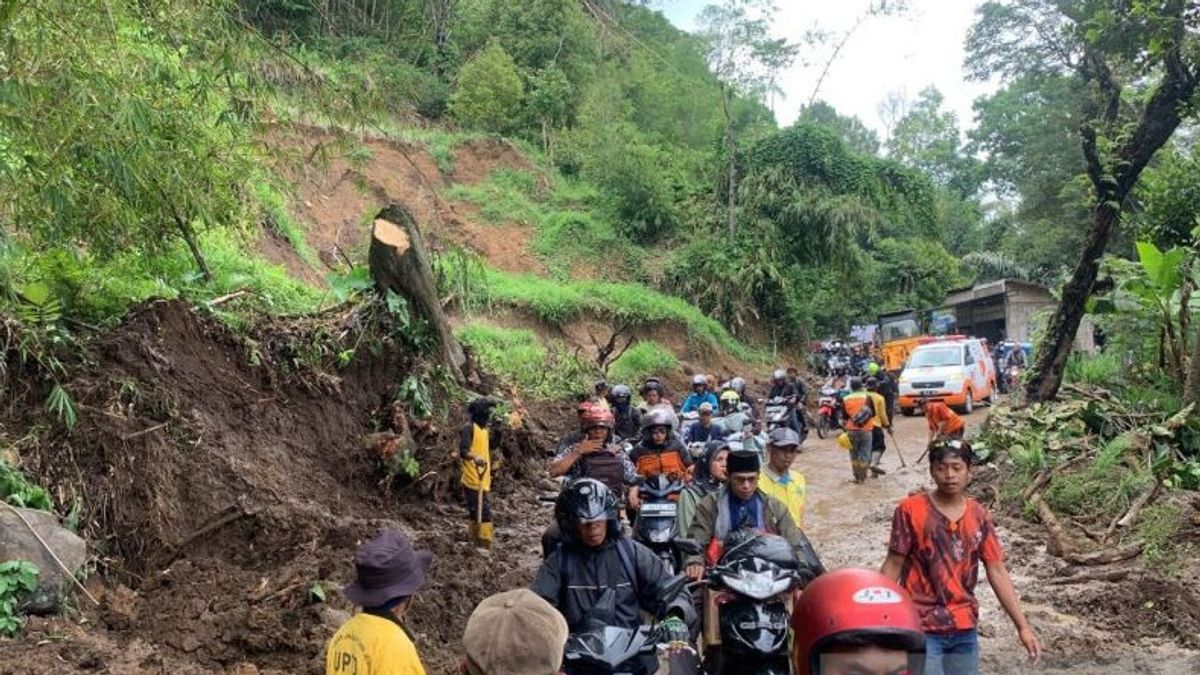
943,279,1052,307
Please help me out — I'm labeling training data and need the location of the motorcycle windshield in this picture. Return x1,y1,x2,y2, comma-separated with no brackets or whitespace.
719,532,800,570
563,625,650,669
719,568,793,600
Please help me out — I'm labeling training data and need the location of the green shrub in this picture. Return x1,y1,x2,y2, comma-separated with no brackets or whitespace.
456,322,592,398
1063,352,1121,386
608,342,679,384
0,461,52,510
1138,501,1191,572
452,41,524,134
0,560,39,636
1044,463,1152,521
2,230,325,325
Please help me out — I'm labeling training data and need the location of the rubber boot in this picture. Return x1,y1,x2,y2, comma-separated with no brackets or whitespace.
869,450,887,476
477,522,494,548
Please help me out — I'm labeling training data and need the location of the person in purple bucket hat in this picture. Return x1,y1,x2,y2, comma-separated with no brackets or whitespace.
325,529,434,675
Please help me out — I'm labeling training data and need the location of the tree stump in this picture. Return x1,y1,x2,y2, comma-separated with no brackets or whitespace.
368,204,465,379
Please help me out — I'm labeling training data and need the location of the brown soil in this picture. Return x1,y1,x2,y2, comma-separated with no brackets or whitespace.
257,125,545,281
0,300,560,675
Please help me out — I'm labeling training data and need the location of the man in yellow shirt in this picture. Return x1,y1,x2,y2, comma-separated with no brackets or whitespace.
326,530,434,675
758,427,807,527
865,377,892,477
455,397,499,546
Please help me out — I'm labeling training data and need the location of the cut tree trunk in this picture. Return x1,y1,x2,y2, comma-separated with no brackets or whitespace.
368,204,466,380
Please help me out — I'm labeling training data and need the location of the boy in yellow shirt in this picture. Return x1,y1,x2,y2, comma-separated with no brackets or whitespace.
326,530,434,675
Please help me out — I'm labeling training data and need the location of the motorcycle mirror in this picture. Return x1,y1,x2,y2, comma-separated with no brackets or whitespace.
656,574,689,607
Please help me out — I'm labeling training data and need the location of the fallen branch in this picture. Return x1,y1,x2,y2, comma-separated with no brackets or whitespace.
0,502,99,606
1046,568,1131,585
1063,542,1143,566
1103,478,1162,544
207,289,251,307
161,505,249,567
120,422,168,441
1029,493,1075,557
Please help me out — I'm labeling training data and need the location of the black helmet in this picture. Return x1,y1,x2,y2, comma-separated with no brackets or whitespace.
555,478,618,545
641,379,663,395
611,384,632,400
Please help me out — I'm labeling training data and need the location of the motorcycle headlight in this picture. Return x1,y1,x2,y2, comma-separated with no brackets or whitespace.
721,571,792,600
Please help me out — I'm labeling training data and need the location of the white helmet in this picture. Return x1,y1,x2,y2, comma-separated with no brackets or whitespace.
692,374,708,386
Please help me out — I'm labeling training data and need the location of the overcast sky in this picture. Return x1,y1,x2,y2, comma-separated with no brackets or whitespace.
656,0,995,141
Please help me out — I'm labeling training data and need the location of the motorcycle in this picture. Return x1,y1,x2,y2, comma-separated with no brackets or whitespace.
564,578,700,675
702,531,811,675
762,397,791,432
815,386,841,439
632,474,688,574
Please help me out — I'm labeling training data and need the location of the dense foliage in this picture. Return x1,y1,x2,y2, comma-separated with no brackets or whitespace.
2,0,1197,352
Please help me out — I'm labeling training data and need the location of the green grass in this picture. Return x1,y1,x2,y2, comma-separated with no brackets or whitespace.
251,179,319,267
1043,461,1153,521
441,260,761,362
1,229,326,326
447,169,645,279
1063,352,1122,386
455,321,592,398
608,341,680,385
1138,501,1191,572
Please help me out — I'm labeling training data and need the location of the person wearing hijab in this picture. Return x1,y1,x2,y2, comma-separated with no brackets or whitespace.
677,439,730,534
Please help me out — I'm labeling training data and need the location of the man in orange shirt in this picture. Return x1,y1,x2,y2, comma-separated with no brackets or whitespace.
922,397,965,446
880,439,1041,675
841,378,877,483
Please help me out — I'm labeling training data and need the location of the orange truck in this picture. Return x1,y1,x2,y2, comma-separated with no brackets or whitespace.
878,310,923,376
878,308,958,376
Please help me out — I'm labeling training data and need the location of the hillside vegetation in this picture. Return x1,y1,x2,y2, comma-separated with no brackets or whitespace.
2,0,1198,392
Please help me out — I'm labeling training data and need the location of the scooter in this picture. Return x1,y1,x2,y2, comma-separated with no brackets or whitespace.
815,386,842,439
632,474,687,574
762,397,791,432
564,578,700,675
702,531,810,675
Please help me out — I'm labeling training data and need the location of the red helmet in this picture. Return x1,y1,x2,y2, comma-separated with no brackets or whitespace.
791,569,924,675
580,405,614,430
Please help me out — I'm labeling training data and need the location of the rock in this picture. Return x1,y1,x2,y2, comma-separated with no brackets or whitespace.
319,606,351,630
0,506,87,614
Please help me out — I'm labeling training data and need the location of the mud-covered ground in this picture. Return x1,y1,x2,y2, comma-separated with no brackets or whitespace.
1,301,1197,674
796,412,1200,674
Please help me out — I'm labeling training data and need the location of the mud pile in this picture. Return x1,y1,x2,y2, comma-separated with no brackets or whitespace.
0,300,558,674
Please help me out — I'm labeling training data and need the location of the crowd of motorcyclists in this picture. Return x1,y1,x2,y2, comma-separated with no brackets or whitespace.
326,363,1042,675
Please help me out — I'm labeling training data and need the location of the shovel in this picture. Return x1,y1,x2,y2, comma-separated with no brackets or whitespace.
886,427,908,468
473,458,488,543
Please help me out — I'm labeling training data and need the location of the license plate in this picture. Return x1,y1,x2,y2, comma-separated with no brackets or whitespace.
920,390,939,397
639,503,677,517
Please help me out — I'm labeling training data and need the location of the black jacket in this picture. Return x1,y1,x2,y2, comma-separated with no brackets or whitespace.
612,404,642,441
532,537,695,632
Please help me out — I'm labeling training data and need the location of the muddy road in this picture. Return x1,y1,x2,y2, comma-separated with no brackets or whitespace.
796,411,1200,674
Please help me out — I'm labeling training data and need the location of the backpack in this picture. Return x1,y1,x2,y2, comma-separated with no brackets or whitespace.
850,395,875,426
557,537,639,609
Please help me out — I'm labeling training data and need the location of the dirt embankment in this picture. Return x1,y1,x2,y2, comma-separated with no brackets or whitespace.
261,125,545,281
0,300,562,675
